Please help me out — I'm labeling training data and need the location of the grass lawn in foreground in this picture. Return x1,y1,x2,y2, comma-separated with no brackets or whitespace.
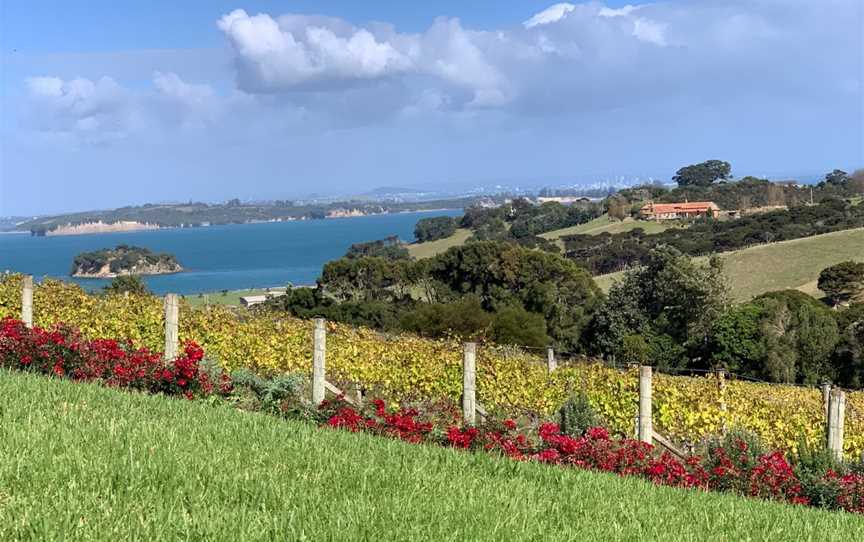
595,227,864,301
0,372,861,541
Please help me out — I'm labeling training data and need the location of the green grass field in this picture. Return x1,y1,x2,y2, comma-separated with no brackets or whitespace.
407,228,473,259
184,287,286,308
540,214,674,241
408,217,673,259
1,372,861,541
595,228,864,301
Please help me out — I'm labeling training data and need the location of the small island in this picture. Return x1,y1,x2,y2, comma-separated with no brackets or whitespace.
71,245,183,278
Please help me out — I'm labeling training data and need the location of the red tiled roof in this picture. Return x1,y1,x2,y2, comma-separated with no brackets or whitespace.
642,202,718,213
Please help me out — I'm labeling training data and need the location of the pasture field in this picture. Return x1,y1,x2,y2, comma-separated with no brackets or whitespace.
596,227,864,301
407,228,473,259
540,214,674,241
0,372,862,541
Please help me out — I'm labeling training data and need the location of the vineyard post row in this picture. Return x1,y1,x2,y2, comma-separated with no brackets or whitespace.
17,277,851,461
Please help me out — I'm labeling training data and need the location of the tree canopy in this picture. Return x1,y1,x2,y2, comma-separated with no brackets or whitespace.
818,261,864,305
414,216,458,243
672,160,732,187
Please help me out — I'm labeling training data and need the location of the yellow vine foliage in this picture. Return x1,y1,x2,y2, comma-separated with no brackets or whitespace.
1,274,861,456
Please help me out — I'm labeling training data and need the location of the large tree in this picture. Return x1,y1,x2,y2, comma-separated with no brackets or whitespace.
586,246,730,366
818,261,864,306
672,160,732,187
429,241,603,350
709,290,839,384
414,216,458,243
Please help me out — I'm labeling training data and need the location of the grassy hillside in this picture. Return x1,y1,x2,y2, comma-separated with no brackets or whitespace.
595,228,864,301
408,217,673,259
408,228,472,259
0,372,861,541
540,214,674,240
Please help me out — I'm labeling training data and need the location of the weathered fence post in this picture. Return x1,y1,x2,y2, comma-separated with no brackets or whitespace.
312,318,326,406
716,369,727,434
163,294,179,360
827,389,846,461
21,275,34,328
350,383,364,407
546,347,557,373
638,365,653,444
822,383,832,420
463,342,477,426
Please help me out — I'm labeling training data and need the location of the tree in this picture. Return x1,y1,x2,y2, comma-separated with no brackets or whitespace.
605,197,628,221
103,275,149,296
818,261,864,306
850,169,864,194
345,236,409,260
414,216,458,243
708,304,767,374
756,291,839,385
586,247,730,364
399,296,491,340
823,169,850,187
711,291,839,384
673,160,732,187
488,305,548,347
429,241,603,350
618,334,649,365
833,303,864,388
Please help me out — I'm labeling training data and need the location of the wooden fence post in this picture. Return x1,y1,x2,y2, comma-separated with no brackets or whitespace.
717,369,727,434
827,389,846,462
21,275,34,328
312,318,326,406
463,342,477,426
822,383,832,420
638,365,653,444
163,294,179,360
546,347,557,373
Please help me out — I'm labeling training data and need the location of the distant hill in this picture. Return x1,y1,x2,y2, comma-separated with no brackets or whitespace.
16,197,476,236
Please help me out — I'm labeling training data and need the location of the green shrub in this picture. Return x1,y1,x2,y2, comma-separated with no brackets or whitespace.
559,392,602,437
793,436,845,508
230,369,308,416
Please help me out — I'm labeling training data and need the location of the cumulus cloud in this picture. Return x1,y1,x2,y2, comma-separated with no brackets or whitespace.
217,9,413,91
217,9,510,108
22,72,232,143
216,1,859,117
20,2,862,143
523,3,577,28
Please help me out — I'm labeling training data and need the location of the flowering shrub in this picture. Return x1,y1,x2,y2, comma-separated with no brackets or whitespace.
2,274,862,457
0,317,230,399
316,395,864,515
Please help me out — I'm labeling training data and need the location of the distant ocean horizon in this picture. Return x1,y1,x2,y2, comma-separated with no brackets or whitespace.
0,210,462,295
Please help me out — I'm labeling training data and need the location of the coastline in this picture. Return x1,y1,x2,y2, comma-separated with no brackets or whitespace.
72,269,184,279
22,208,462,237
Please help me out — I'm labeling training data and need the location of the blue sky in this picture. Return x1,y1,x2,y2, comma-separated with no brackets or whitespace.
1,1,862,215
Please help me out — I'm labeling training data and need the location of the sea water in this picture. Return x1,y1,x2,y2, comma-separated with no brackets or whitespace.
0,210,461,295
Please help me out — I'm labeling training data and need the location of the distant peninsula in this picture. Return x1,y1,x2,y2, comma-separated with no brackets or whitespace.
71,245,183,278
15,195,483,236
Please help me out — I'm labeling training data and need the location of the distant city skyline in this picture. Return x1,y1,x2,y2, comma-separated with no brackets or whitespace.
2,0,862,215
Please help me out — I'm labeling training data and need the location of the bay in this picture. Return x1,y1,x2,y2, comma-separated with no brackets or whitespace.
0,210,461,295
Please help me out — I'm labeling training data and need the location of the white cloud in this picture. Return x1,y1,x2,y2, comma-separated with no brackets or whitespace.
19,2,862,145
632,18,667,46
22,73,233,142
523,3,576,28
217,9,412,91
598,5,640,18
